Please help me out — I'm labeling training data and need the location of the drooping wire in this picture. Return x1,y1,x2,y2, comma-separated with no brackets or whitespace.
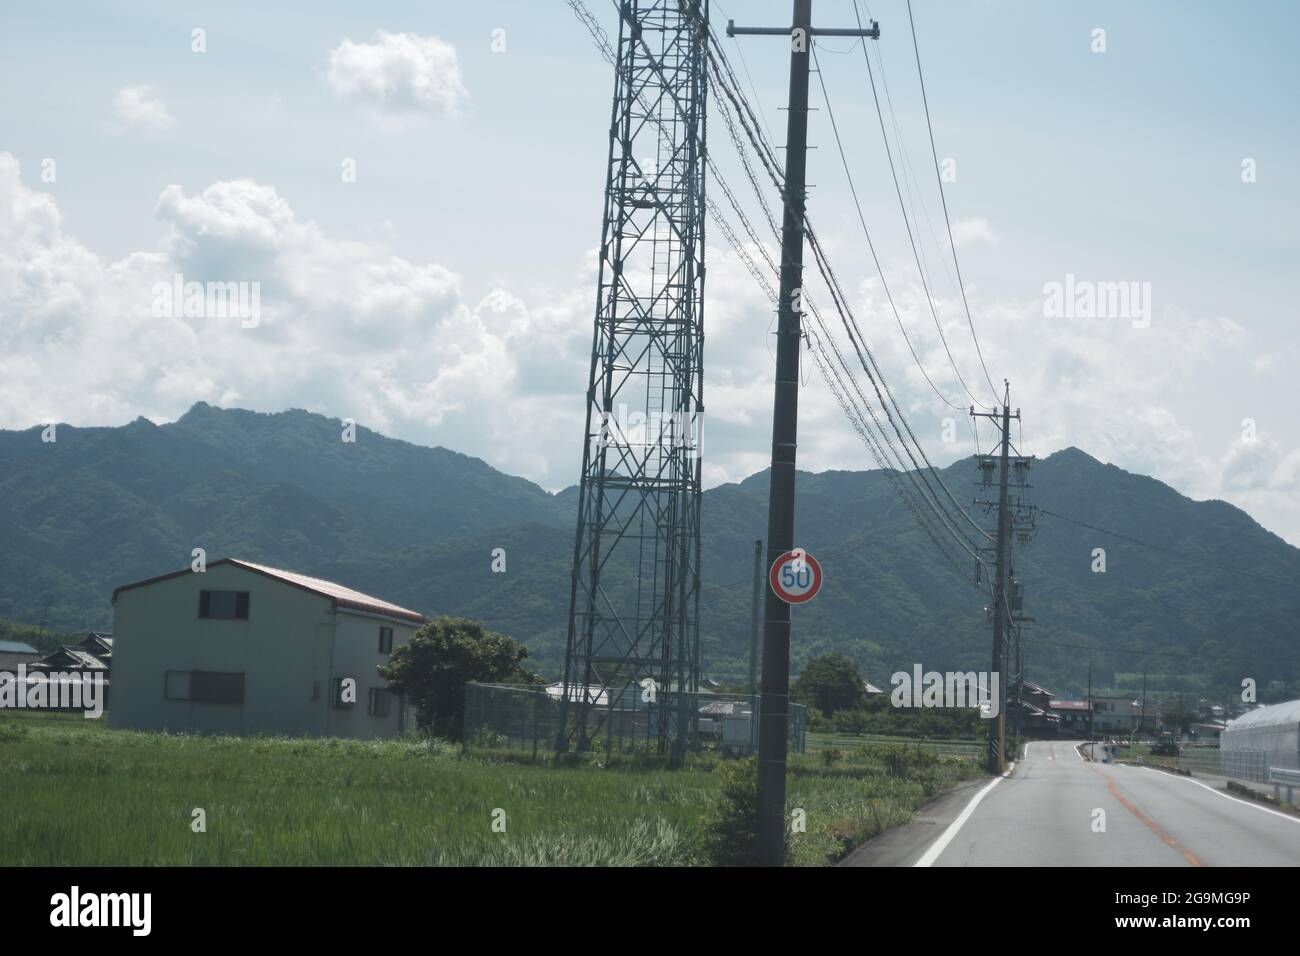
839,17,990,411
1038,509,1300,589
896,0,1003,407
706,23,993,551
810,41,966,412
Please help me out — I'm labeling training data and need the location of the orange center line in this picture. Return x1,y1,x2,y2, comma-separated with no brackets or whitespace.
1095,767,1205,867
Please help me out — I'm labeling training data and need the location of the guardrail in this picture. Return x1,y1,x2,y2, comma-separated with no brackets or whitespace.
1269,767,1300,806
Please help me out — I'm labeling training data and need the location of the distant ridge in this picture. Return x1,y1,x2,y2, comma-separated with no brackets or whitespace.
2,403,1298,696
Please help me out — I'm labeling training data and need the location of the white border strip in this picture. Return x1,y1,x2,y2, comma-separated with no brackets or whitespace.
914,763,1014,867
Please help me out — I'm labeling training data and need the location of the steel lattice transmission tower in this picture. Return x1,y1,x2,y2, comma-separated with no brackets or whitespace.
559,0,709,758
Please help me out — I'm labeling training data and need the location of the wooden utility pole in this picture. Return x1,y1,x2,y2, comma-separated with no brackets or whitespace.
728,0,879,867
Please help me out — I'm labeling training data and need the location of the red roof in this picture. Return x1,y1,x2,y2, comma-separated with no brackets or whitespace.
113,558,426,625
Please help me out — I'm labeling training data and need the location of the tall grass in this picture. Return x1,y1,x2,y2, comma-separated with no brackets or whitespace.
0,713,982,866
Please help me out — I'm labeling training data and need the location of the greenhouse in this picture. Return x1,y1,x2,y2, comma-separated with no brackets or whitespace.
1221,699,1300,775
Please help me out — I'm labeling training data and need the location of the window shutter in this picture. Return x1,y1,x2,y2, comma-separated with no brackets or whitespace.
236,592,250,619
198,591,210,618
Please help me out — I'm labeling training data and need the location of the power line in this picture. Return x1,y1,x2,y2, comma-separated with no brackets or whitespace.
810,42,966,411
840,11,989,410
897,0,1002,406
856,1,962,312
805,324,982,585
712,1,780,151
1022,635,1300,669
709,29,993,547
705,32,992,563
1037,508,1300,589
800,203,994,547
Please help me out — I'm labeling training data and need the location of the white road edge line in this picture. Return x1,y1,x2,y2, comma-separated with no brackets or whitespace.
914,762,1015,867
1137,766,1300,826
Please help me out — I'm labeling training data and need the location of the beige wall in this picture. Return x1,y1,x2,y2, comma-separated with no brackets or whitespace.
325,608,419,740
110,563,419,738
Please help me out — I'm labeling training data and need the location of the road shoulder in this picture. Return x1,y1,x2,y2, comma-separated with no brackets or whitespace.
838,774,995,867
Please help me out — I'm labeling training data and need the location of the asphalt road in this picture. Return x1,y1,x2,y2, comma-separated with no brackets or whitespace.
845,739,1300,866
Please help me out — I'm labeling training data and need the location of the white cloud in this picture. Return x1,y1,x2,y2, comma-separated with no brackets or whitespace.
705,228,1299,543
1,151,1296,545
948,217,997,247
112,85,174,131
326,32,467,120
0,154,582,481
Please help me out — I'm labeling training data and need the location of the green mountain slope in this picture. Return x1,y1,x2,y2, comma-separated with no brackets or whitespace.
3,403,1298,696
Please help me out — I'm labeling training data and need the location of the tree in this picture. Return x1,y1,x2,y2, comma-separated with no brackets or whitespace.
1160,700,1200,735
791,653,865,717
377,616,538,740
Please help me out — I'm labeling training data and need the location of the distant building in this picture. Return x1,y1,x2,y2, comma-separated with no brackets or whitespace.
1091,695,1141,733
31,634,112,676
1188,720,1228,741
1008,680,1061,736
108,558,424,738
16,633,115,709
80,632,114,664
1049,699,1092,735
0,639,42,674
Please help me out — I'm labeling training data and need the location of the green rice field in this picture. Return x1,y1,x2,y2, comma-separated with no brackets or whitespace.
0,711,984,866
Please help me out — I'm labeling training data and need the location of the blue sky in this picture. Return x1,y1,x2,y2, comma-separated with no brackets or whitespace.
2,0,1298,541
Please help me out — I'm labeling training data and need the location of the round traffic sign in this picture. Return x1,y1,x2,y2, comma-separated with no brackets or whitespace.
769,549,823,604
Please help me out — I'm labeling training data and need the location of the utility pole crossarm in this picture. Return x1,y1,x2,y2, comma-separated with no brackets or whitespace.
726,21,880,39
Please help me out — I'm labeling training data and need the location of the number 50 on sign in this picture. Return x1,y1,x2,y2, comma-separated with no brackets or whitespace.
769,549,823,604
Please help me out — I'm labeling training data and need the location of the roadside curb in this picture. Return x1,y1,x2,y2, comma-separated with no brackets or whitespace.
1225,779,1300,816
840,760,1015,867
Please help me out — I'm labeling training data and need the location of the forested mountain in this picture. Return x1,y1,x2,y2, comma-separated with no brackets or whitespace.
4,403,1298,697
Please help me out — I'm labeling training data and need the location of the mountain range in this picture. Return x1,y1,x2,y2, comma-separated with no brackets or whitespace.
3,402,1298,699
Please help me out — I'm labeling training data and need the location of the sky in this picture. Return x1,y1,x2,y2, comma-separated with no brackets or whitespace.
2,0,1298,543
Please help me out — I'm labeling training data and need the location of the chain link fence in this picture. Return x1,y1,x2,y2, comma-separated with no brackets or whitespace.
1175,746,1268,782
464,682,806,759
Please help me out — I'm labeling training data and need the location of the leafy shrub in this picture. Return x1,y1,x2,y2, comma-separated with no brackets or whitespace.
873,744,940,778
696,756,769,866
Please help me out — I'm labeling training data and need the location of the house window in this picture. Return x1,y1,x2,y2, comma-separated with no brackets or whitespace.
378,626,393,654
164,670,244,704
368,688,392,718
199,590,250,620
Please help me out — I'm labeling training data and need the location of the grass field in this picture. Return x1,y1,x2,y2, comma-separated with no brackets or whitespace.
0,711,984,866
805,731,984,758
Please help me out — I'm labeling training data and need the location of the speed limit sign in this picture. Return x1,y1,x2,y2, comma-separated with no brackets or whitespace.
769,549,823,604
